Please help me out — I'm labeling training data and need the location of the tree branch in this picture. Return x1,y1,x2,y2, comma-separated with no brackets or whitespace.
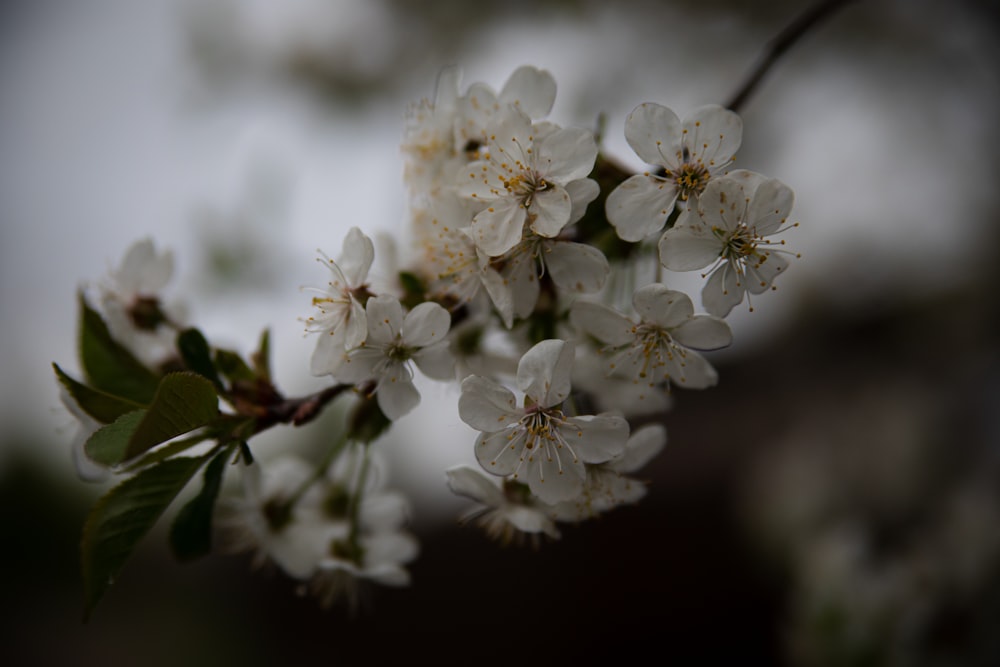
726,0,861,113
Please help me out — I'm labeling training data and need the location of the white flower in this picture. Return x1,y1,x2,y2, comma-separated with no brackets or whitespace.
310,530,420,610
455,64,557,149
659,170,797,317
446,464,560,544
571,353,673,418
304,227,375,376
460,105,598,257
402,65,557,196
606,103,741,242
571,284,732,390
217,458,346,580
99,238,180,366
336,295,454,420
458,339,629,504
548,423,666,521
489,231,609,327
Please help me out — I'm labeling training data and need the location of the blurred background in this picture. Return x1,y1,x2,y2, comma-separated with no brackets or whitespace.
1,0,998,664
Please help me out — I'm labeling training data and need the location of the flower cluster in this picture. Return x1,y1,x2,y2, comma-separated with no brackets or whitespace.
57,63,799,615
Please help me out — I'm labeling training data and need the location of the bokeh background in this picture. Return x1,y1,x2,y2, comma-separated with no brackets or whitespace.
1,0,998,664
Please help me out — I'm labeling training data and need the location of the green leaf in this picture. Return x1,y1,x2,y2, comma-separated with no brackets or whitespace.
122,431,215,473
169,446,231,561
78,293,160,404
251,329,271,382
81,454,209,620
84,410,147,466
53,363,143,424
125,372,220,460
214,349,255,385
176,328,223,390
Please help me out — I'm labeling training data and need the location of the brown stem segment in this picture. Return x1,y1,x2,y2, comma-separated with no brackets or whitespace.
725,0,861,113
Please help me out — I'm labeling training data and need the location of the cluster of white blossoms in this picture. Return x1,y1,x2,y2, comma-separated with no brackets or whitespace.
60,64,799,612
298,65,799,556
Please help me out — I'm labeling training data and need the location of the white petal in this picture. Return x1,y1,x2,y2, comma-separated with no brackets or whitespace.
413,340,455,380
475,428,525,476
570,301,634,347
338,227,375,287
517,339,574,407
445,465,506,506
747,176,795,236
458,375,520,431
488,105,534,168
499,65,556,119
545,241,609,294
564,414,630,464
529,185,572,238
469,198,527,257
118,238,173,294
310,328,350,376
481,264,514,328
359,492,410,532
671,315,733,350
496,250,538,322
683,104,742,169
537,127,598,184
605,174,677,242
402,301,451,347
376,373,420,421
565,178,600,224
658,224,721,271
633,284,693,329
335,346,385,383
624,102,682,168
344,298,368,349
697,177,748,232
610,423,667,473
746,250,790,293
702,263,743,317
526,453,586,505
365,295,403,345
671,350,718,389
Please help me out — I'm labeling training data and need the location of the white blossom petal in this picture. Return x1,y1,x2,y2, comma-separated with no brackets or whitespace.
659,225,722,271
624,102,682,168
545,241,608,294
516,339,574,407
702,263,743,317
469,198,527,257
565,178,600,224
365,295,404,345
565,414,630,464
401,302,451,348
413,340,455,380
633,284,693,329
445,464,506,506
609,423,667,474
499,65,556,119
683,104,742,168
529,184,572,238
377,371,420,421
537,127,598,183
525,453,586,505
570,301,634,347
458,375,519,432
338,227,375,287
606,174,677,242
671,315,733,351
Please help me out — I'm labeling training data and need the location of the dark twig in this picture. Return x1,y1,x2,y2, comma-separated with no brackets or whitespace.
726,0,861,113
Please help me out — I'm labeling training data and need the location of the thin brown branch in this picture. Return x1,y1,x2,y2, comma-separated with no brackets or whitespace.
726,0,861,113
